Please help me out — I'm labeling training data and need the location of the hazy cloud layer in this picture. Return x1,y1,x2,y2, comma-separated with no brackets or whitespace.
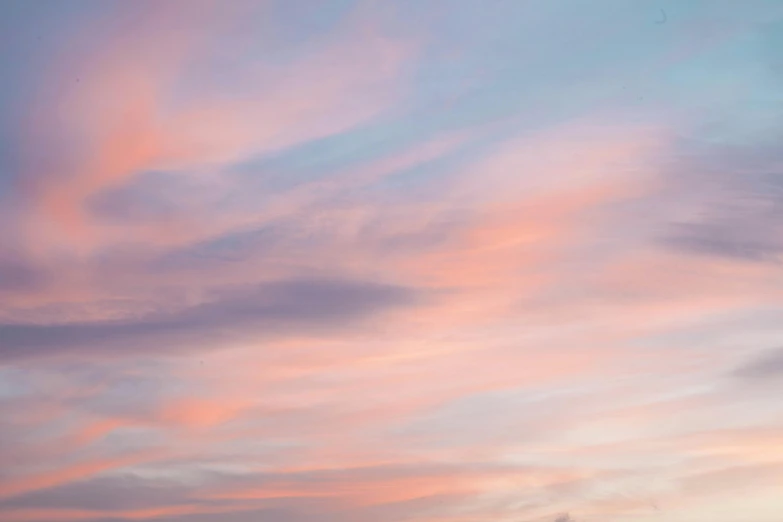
1,1,783,522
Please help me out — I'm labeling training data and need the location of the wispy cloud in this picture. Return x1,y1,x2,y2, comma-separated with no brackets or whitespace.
2,1,783,521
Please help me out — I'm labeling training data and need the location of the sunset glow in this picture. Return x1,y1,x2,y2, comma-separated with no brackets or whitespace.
2,2,783,521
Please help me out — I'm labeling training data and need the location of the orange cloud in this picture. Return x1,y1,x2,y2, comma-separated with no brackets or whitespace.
155,396,252,430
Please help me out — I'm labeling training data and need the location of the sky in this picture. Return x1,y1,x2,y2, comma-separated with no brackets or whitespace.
1,1,783,521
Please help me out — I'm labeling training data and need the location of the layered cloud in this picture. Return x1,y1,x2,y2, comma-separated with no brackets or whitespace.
2,1,783,522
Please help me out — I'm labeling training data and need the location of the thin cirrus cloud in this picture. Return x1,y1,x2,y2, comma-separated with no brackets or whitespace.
0,277,418,362
19,0,417,253
2,1,783,522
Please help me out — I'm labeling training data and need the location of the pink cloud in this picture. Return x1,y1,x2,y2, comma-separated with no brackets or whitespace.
0,449,163,500
18,0,420,256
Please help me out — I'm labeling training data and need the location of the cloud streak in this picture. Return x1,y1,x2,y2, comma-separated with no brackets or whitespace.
2,1,783,522
0,278,416,361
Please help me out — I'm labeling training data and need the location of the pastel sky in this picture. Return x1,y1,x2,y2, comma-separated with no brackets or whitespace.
2,1,783,521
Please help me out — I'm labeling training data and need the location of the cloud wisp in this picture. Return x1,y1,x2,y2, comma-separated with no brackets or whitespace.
2,1,783,522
